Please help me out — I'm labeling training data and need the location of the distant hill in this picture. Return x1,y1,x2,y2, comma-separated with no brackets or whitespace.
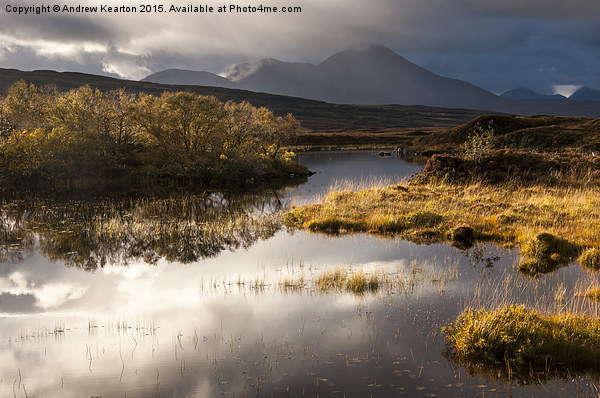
0,67,492,134
501,87,566,101
570,87,600,102
142,69,235,88
143,44,600,118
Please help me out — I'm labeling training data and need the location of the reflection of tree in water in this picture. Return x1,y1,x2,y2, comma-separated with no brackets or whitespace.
0,205,36,263
1,191,285,270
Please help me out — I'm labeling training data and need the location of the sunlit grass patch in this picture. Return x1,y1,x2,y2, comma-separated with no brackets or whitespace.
443,305,600,375
285,178,600,272
316,267,346,291
518,233,579,276
345,270,380,294
314,268,390,294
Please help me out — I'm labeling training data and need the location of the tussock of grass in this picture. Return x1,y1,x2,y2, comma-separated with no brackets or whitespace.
346,270,379,294
443,305,600,374
580,248,600,270
316,267,382,294
316,268,345,290
518,233,579,275
285,178,600,269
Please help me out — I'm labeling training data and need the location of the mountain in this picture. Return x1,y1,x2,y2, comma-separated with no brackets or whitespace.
142,69,235,88
307,44,504,109
501,87,566,101
143,45,600,117
570,87,600,102
144,44,507,110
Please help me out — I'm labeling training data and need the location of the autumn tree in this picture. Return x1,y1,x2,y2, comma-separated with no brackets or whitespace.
0,82,306,188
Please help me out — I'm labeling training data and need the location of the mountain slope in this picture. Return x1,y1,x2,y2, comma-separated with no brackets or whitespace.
230,58,321,98
309,44,504,109
570,87,600,102
501,87,566,101
142,69,235,88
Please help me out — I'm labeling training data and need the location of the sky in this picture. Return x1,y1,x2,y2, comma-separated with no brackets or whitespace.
0,0,599,95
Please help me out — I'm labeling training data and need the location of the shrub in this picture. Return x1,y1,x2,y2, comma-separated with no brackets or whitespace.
462,126,494,161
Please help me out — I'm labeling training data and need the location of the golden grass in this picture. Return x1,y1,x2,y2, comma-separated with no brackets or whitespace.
445,263,600,380
285,179,600,270
443,305,600,375
316,267,381,294
199,259,458,297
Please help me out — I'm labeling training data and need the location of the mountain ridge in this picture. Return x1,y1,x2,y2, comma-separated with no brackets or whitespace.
142,44,600,117
144,44,507,110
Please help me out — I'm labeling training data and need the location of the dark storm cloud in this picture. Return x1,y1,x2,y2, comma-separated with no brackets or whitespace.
0,12,118,42
462,0,600,18
0,0,598,92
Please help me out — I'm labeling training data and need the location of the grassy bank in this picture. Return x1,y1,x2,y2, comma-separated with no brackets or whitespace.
406,114,600,155
284,171,600,272
293,129,434,151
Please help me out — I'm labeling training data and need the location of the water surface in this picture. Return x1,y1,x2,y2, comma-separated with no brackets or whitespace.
1,150,599,397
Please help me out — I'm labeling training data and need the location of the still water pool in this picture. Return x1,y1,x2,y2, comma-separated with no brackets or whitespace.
1,150,598,397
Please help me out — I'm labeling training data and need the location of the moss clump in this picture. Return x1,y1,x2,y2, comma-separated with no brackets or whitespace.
579,247,600,270
443,305,600,375
518,233,579,275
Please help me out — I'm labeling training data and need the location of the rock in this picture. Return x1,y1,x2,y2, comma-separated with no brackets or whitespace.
378,151,391,157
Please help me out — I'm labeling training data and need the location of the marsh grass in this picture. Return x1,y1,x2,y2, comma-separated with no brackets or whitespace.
443,305,600,378
445,269,600,381
316,267,383,294
285,178,600,271
581,287,600,301
197,255,459,298
518,232,579,276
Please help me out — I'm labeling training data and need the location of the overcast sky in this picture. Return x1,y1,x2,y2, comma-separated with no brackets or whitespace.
1,0,599,95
